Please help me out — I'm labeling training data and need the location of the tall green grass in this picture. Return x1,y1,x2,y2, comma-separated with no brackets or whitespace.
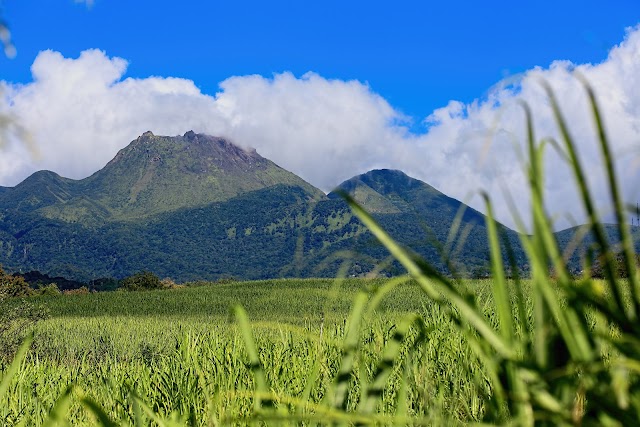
1,80,639,425
343,80,640,425
2,279,490,425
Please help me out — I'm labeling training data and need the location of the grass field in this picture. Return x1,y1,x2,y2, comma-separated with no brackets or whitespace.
0,278,500,425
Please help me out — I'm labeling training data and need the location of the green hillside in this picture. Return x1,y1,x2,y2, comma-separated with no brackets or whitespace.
325,169,525,274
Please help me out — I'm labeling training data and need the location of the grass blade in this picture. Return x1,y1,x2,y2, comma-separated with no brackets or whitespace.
482,193,514,344
343,192,516,359
579,76,640,320
80,396,120,427
333,290,368,410
543,82,627,320
43,385,74,427
0,333,32,401
233,304,274,411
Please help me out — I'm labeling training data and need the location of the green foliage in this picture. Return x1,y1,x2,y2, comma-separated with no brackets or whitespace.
0,266,33,298
63,286,89,295
37,283,61,296
120,271,163,291
0,299,46,362
0,267,48,363
90,277,119,292
19,270,88,292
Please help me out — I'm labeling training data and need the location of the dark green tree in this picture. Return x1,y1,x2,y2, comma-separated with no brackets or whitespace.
37,283,61,295
0,266,33,298
0,267,47,361
120,271,163,291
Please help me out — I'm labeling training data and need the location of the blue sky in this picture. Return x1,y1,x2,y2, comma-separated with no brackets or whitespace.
2,0,639,121
1,0,640,229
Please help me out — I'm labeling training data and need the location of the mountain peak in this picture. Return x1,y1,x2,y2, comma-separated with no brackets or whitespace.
329,169,431,209
328,169,414,213
342,169,426,194
0,169,75,212
116,131,263,172
329,168,481,219
13,132,324,223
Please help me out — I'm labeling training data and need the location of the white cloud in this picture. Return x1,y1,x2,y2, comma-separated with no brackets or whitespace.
1,26,640,230
409,25,640,230
213,72,412,187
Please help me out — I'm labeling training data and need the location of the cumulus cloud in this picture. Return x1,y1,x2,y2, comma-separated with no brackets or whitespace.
1,26,640,230
410,26,640,230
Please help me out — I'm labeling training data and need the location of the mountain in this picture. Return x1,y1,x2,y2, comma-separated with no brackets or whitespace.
0,132,524,281
0,170,77,213
0,131,323,224
330,169,487,225
320,169,524,276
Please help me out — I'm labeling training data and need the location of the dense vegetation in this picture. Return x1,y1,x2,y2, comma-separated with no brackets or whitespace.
0,147,523,281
